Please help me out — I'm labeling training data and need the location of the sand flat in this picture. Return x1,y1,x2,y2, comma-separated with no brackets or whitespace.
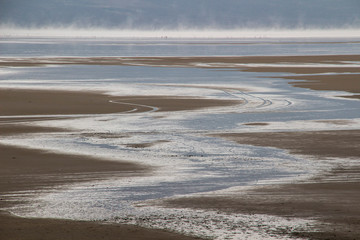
1,54,359,239
211,130,360,158
1,55,359,67
165,130,360,239
0,124,65,135
2,55,359,98
0,126,201,240
0,86,229,240
165,179,360,239
0,88,240,116
0,213,201,240
283,74,360,97
0,144,148,194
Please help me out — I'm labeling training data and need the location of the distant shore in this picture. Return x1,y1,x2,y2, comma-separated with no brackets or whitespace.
1,54,359,98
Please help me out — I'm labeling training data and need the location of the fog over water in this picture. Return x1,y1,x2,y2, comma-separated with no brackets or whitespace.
1,0,360,31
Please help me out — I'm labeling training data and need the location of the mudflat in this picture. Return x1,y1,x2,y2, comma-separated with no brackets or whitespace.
1,55,359,68
0,88,240,116
0,212,202,240
0,128,201,240
165,130,360,239
0,87,235,240
1,54,359,239
2,54,358,98
212,130,360,158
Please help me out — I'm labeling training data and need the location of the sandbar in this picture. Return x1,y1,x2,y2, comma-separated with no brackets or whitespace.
1,55,359,68
0,88,240,117
1,55,359,99
283,74,360,99
212,130,360,159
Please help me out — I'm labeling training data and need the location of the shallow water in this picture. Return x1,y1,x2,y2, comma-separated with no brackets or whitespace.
1,37,360,57
1,37,360,239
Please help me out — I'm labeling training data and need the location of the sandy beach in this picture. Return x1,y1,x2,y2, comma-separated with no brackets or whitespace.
1,54,359,239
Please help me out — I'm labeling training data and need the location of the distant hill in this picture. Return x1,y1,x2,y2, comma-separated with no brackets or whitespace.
1,0,359,29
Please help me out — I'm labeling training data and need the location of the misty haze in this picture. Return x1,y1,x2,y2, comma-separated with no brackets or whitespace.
1,0,360,29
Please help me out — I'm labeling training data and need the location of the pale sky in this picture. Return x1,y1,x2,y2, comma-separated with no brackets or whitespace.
1,0,359,29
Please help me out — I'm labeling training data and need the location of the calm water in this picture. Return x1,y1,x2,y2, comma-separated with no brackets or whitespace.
1,37,360,239
1,37,360,57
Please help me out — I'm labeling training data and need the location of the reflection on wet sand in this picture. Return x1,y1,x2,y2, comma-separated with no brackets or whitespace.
1,53,359,239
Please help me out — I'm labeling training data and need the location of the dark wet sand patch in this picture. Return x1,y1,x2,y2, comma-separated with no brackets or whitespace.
0,124,65,136
282,74,360,95
1,55,359,67
0,144,149,194
0,212,202,240
164,175,360,240
126,140,169,149
315,119,356,125
243,122,269,126
211,130,360,159
0,88,240,116
341,94,360,100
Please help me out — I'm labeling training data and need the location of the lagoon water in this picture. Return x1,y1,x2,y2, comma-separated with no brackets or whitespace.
1,36,360,239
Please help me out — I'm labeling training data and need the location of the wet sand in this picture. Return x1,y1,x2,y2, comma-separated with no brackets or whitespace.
282,74,360,99
0,88,240,116
0,123,202,240
0,143,148,194
1,55,359,239
212,130,360,159
165,130,360,239
0,123,196,240
1,55,359,68
2,54,359,99
0,88,240,240
0,212,202,240
0,133,203,240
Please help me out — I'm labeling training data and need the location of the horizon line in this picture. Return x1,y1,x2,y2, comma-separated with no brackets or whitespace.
1,26,360,39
